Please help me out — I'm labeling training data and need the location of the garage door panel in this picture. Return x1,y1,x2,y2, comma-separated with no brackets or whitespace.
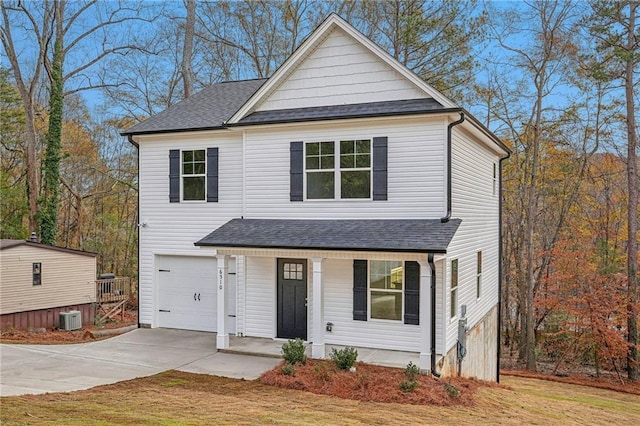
157,256,217,332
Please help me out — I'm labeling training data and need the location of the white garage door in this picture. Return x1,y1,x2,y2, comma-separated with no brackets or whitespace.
157,256,217,332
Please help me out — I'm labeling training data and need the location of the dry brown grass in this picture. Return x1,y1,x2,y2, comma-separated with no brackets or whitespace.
1,370,639,425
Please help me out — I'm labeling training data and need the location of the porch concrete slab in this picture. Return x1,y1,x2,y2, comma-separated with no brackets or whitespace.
223,336,420,369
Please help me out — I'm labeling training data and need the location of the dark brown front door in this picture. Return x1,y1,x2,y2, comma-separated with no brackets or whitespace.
277,258,307,340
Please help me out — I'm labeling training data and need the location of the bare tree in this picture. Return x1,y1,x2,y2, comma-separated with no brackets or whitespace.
588,0,639,381
1,0,154,242
181,0,195,98
485,0,579,371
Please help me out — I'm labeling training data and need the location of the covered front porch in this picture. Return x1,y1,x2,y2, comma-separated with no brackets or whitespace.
196,218,461,373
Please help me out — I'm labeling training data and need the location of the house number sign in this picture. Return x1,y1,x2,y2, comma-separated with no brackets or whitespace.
218,269,223,290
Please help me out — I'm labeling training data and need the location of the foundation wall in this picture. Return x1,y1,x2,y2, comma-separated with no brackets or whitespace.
436,304,498,381
0,303,95,331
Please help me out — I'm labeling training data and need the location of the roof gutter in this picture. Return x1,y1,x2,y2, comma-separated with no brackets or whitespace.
428,253,441,377
126,134,141,329
441,112,465,223
496,147,511,382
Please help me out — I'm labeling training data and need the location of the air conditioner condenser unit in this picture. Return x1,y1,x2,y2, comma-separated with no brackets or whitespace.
59,310,82,331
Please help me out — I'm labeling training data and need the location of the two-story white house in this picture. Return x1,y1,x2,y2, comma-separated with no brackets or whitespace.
123,14,509,381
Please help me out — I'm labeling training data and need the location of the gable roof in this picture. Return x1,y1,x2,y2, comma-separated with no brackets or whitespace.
195,218,462,253
123,79,266,136
228,14,457,124
0,239,97,257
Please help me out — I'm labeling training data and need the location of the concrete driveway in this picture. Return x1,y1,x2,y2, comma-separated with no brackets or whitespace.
0,328,281,396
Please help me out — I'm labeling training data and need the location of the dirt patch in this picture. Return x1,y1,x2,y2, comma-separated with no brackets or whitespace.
260,359,496,406
0,309,137,344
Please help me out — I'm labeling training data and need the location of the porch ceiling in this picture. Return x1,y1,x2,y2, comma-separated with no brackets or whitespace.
194,218,461,254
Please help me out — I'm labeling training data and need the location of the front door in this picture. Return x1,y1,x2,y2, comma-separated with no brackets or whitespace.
277,258,307,339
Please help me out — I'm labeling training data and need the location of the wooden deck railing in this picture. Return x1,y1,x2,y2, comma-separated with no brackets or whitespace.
96,277,132,303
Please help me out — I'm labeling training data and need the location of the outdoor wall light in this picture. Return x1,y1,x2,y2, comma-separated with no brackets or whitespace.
326,322,333,332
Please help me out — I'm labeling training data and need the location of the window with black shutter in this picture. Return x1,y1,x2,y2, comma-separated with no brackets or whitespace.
169,148,219,202
352,259,419,324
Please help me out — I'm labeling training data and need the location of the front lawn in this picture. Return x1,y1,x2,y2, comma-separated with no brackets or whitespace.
1,371,638,425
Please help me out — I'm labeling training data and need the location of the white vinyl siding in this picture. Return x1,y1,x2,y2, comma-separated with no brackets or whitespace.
137,132,243,326
444,125,501,354
244,116,446,219
0,245,96,314
256,27,427,111
243,256,275,338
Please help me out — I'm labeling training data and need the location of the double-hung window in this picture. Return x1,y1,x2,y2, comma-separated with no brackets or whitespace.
305,142,335,199
182,149,206,201
370,260,403,321
305,139,371,199
340,140,371,198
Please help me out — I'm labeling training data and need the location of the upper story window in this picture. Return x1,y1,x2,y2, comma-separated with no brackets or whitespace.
305,139,371,200
182,150,206,201
169,148,218,204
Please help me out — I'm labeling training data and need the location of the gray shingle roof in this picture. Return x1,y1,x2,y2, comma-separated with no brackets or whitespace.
123,79,267,135
195,218,461,253
238,98,446,125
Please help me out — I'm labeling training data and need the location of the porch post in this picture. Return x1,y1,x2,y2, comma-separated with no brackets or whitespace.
311,257,325,359
418,259,432,372
216,254,229,349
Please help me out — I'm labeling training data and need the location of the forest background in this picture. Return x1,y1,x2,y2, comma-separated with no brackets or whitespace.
1,0,638,380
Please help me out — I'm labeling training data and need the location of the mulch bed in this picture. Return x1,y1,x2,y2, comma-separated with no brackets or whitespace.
0,309,137,344
260,359,496,406
501,369,640,395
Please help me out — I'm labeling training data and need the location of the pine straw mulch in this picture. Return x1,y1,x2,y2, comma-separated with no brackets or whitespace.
502,369,640,395
260,359,498,406
0,309,137,344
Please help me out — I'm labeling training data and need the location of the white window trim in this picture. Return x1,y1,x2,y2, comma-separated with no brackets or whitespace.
450,258,458,320
476,251,482,300
181,149,206,202
304,139,373,201
368,260,404,322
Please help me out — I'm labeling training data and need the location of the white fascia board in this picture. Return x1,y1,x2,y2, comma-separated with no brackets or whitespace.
227,14,457,124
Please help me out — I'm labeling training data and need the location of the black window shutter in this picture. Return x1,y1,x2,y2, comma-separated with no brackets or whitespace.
372,136,388,201
290,141,303,201
169,149,180,203
207,147,219,202
404,261,420,325
353,260,368,321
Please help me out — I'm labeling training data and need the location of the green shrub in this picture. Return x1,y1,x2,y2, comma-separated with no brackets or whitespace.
404,361,420,381
281,338,307,365
443,382,459,398
281,364,296,376
329,346,358,370
312,362,333,381
399,380,418,393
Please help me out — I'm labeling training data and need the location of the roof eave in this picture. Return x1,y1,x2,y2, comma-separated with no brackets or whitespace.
232,107,462,128
194,242,448,254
